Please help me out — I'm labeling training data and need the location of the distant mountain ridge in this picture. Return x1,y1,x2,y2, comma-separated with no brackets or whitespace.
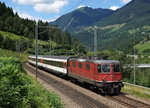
50,0,150,53
96,0,150,26
72,0,150,53
50,7,114,31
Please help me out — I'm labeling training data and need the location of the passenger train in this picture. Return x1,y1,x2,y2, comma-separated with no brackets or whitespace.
28,55,124,94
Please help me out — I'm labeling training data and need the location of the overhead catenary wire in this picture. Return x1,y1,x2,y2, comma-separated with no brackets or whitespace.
64,0,86,13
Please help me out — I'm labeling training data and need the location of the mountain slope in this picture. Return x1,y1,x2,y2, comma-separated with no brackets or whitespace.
50,7,114,31
96,0,150,26
73,0,150,53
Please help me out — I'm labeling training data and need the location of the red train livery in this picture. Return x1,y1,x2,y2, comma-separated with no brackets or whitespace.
28,55,124,94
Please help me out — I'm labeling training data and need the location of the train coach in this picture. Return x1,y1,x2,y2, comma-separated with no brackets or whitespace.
28,55,124,94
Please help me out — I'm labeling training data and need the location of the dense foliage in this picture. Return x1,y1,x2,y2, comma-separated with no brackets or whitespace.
0,57,63,107
0,2,86,55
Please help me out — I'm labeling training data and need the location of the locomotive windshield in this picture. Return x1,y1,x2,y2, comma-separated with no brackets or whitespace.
113,64,120,73
102,64,110,73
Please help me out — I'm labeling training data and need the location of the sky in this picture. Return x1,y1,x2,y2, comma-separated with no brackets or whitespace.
0,0,131,22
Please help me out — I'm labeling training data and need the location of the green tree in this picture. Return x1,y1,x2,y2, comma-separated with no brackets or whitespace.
19,24,25,35
23,27,29,37
5,16,13,32
72,37,86,55
53,30,62,44
3,36,12,50
62,32,71,45
28,32,34,39
0,33,4,48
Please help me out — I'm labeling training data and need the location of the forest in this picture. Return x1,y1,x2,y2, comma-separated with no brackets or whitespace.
0,2,86,55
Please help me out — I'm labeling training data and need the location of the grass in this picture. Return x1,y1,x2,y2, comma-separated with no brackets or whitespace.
0,30,56,48
135,41,150,53
0,30,22,40
122,84,150,100
23,74,63,108
0,48,29,61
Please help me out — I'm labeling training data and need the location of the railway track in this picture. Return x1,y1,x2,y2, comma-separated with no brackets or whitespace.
23,62,150,108
23,62,108,108
106,94,150,108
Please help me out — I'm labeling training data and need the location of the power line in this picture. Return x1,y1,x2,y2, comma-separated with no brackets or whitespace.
63,18,74,32
65,0,86,13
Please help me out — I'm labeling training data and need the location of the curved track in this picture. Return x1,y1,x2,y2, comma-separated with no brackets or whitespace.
23,62,108,108
23,62,150,108
106,94,150,108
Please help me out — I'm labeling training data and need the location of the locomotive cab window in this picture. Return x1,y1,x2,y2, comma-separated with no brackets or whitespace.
73,62,76,67
86,64,90,70
98,65,102,73
79,63,82,68
113,64,120,73
102,64,110,73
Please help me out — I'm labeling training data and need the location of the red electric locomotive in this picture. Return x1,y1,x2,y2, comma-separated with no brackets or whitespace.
67,56,124,94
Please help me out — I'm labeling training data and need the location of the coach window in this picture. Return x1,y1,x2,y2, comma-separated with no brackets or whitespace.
98,65,102,73
86,64,90,70
79,63,82,68
48,60,50,65
51,61,54,66
102,64,110,73
59,62,62,67
45,60,49,64
73,62,76,67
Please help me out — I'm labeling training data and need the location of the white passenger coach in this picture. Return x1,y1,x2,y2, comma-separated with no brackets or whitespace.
28,55,71,75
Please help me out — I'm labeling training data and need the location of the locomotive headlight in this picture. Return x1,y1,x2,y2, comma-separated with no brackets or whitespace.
103,79,107,82
111,74,114,79
118,78,121,81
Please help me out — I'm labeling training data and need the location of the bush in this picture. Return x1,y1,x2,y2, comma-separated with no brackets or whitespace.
0,57,63,108
0,57,29,107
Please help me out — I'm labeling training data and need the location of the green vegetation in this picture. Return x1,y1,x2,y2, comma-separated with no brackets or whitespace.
0,48,28,61
0,2,86,56
135,40,150,54
71,0,150,54
0,30,86,56
96,0,150,26
0,2,50,41
0,57,63,108
122,84,150,100
0,31,51,55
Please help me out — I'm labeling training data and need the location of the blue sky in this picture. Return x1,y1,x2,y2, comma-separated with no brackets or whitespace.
0,0,131,22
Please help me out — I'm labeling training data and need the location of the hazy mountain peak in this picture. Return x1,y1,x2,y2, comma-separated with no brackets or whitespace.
50,7,114,31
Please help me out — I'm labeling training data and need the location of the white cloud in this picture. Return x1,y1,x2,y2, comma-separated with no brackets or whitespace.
13,0,69,13
34,1,68,13
12,0,16,2
18,11,40,21
16,0,53,5
15,10,46,21
77,5,91,9
109,6,120,11
13,8,16,13
121,0,131,4
78,5,84,9
13,7,58,22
